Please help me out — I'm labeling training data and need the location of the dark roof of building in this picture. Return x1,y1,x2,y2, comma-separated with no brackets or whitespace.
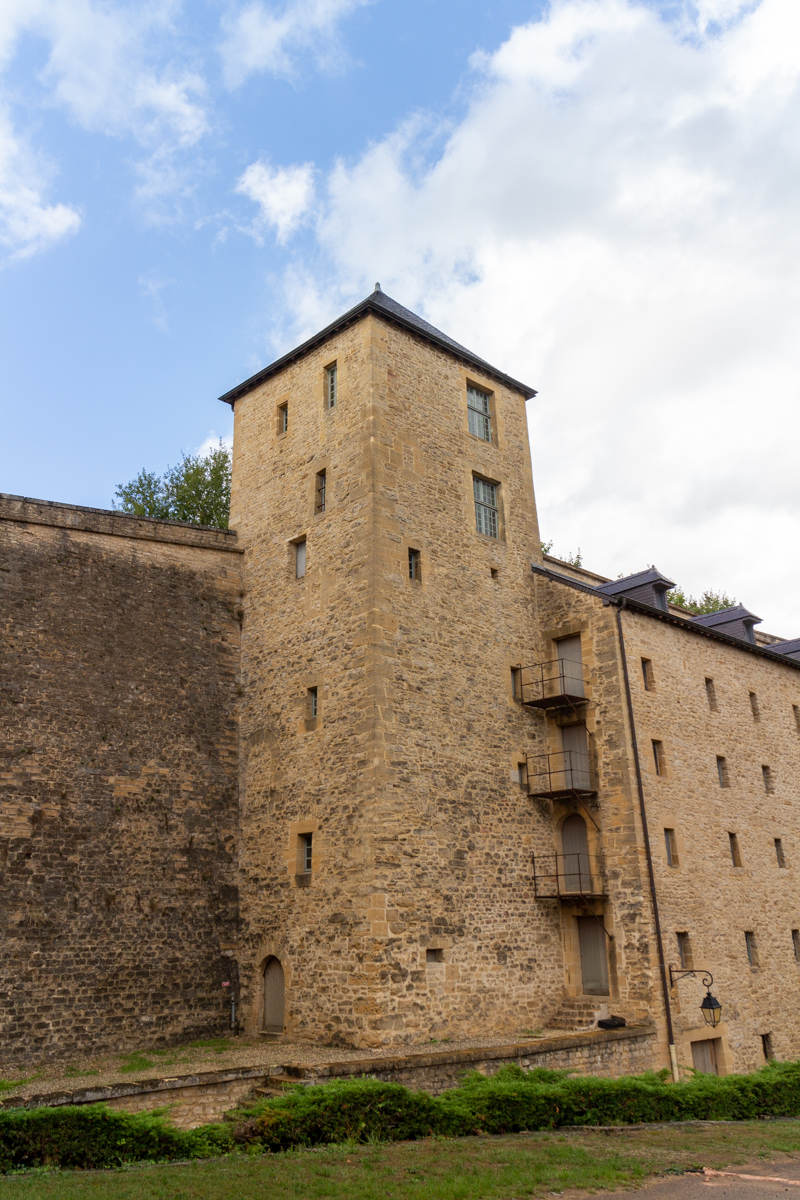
594,567,676,596
691,604,761,629
769,637,800,658
219,284,537,407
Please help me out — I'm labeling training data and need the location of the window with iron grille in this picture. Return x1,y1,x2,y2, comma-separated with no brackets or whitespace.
473,476,498,538
326,363,337,409
467,384,492,441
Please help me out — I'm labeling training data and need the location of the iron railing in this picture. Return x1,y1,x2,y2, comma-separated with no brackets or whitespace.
516,659,590,709
526,749,597,798
532,852,606,899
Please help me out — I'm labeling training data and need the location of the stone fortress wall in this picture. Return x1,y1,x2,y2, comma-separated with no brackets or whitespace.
0,495,242,1062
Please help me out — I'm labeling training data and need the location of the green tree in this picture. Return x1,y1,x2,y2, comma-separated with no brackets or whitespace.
114,441,231,529
667,586,736,615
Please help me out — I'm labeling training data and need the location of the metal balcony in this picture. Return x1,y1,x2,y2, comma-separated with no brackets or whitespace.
526,750,597,799
516,659,590,710
532,852,606,900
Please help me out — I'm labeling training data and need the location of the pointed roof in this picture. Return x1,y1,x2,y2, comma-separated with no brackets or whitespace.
594,567,676,598
691,604,761,629
219,284,537,407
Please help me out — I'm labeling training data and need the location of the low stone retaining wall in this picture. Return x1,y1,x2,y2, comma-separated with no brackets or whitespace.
0,1024,658,1129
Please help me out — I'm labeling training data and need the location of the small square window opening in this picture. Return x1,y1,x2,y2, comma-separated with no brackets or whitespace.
705,678,718,711
745,930,759,967
652,739,665,776
295,539,307,579
315,470,327,514
467,384,492,441
278,404,288,434
426,948,444,964
326,363,337,409
408,548,421,581
664,828,679,867
676,931,693,969
762,765,775,794
717,756,729,788
775,838,786,868
473,476,499,538
642,658,654,690
490,567,499,579
729,832,743,867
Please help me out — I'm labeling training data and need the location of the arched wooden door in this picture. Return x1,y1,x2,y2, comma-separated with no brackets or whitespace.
263,957,285,1035
561,813,591,894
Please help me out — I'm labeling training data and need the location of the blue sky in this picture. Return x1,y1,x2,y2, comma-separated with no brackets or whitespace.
2,0,799,630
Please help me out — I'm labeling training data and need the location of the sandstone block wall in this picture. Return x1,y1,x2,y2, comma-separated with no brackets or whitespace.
0,496,242,1062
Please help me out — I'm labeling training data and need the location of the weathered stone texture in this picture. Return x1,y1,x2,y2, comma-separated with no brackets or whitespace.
0,496,242,1062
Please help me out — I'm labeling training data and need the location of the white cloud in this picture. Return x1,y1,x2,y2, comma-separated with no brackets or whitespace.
0,105,80,263
272,0,800,631
236,159,315,242
196,432,233,458
220,0,370,88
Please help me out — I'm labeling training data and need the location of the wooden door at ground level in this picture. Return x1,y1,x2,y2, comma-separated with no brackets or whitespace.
577,916,609,995
691,1038,719,1075
263,957,285,1034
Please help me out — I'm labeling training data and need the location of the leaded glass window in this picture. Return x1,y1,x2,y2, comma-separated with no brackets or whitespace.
467,385,492,441
473,476,498,538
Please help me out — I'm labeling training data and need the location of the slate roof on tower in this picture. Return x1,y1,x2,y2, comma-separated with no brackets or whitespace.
219,284,537,407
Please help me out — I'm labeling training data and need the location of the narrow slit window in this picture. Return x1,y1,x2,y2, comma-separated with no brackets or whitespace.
775,838,786,868
511,667,521,699
308,687,318,719
326,363,337,409
641,658,654,691
467,384,492,441
792,930,800,962
652,739,665,776
315,470,327,514
278,403,288,434
794,705,800,734
517,761,528,789
745,930,759,967
705,678,718,712
762,1033,774,1061
664,828,679,867
762,765,775,794
473,476,499,538
408,548,421,581
300,833,313,874
717,756,729,788
676,931,693,969
749,691,761,721
295,539,307,578
729,832,743,867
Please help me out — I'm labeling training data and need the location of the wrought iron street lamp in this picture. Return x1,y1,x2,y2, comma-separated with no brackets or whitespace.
669,968,723,1028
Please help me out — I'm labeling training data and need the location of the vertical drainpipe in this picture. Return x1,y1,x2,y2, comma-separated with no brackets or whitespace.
608,598,679,1082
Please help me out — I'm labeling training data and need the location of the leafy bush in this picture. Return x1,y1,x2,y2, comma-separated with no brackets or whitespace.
0,1104,232,1172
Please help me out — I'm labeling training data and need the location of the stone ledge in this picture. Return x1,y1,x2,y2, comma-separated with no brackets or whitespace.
0,1025,657,1113
0,493,242,553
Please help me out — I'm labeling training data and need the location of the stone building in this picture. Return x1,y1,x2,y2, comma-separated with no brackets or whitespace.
2,285,799,1076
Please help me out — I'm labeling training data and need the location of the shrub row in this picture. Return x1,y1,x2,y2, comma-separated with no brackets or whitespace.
3,1060,800,1171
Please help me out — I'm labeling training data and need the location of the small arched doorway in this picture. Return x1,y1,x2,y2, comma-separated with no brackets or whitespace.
263,957,285,1035
561,813,591,894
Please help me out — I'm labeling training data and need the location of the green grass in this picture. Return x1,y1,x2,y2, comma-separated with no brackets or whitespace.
116,1051,192,1074
0,1077,40,1095
3,1118,800,1199
186,1039,231,1054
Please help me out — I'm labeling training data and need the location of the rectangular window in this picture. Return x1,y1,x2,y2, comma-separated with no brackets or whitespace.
794,705,800,734
315,470,327,514
729,832,743,866
762,765,775,794
641,658,654,690
326,363,337,409
705,678,718,712
717,755,729,788
745,931,759,967
749,691,761,721
511,666,521,699
426,948,444,964
408,548,421,581
774,838,786,867
664,828,679,867
295,539,307,578
467,384,492,441
676,931,693,969
517,761,528,789
762,1033,774,1061
278,403,288,434
473,476,498,538
308,687,318,719
792,930,800,962
300,833,313,874
652,739,665,775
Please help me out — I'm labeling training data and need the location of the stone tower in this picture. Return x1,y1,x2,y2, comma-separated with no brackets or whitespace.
224,287,571,1046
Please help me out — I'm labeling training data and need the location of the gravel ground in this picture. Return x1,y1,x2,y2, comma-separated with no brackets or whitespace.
0,1029,564,1103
